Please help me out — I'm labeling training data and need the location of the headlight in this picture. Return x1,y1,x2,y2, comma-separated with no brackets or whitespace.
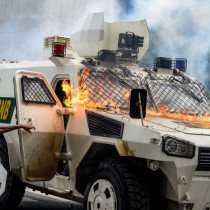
162,135,195,159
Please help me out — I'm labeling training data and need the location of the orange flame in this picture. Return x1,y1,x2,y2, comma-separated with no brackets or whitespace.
61,80,72,107
61,66,210,128
147,105,210,124
61,67,105,108
61,66,130,110
61,80,88,107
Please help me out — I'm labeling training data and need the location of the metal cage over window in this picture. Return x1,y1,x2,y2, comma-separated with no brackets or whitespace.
21,76,56,105
79,66,210,115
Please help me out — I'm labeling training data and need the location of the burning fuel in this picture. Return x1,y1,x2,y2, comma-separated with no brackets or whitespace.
61,79,89,108
61,65,210,128
61,80,72,107
61,66,106,109
147,105,210,128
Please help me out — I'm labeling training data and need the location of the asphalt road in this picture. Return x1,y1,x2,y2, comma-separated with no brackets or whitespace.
17,189,83,210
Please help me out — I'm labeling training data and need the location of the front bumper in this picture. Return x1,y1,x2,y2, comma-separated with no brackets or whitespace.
188,176,210,210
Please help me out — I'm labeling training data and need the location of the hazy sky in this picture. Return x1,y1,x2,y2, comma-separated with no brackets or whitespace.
0,0,210,87
119,0,210,86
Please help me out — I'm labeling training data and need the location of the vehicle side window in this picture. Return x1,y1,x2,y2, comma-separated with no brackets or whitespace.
21,76,56,105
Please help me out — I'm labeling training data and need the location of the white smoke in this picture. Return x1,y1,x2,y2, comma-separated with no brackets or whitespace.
0,0,210,87
120,0,210,86
0,0,119,61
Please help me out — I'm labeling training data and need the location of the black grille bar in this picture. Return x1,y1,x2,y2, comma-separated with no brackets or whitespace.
196,148,210,171
86,110,124,138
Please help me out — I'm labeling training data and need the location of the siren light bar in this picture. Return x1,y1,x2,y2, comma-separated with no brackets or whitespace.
154,57,187,71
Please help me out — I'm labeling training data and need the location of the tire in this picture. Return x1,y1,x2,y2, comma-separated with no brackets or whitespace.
83,158,150,210
0,139,26,210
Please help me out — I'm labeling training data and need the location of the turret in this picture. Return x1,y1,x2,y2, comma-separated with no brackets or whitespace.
70,12,150,66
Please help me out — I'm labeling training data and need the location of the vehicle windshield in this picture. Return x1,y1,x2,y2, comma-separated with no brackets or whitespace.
144,72,210,115
79,66,210,115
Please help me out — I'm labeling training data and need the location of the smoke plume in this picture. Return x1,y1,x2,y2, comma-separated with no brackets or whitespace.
0,0,210,89
117,0,210,88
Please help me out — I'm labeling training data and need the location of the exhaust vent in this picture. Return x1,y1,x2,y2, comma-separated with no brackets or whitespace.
196,147,210,171
86,110,124,138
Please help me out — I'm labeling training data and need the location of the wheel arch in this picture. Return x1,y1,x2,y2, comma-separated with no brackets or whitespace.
76,142,168,209
75,142,120,194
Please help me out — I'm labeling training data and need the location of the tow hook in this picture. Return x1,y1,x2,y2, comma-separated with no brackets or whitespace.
147,160,160,171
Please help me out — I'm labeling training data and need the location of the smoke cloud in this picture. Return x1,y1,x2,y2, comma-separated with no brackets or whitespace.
0,0,120,61
117,0,210,88
0,0,210,89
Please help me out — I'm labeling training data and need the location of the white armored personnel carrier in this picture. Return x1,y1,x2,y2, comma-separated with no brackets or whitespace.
0,13,210,210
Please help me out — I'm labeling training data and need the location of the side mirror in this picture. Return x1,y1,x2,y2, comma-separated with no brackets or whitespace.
129,89,147,119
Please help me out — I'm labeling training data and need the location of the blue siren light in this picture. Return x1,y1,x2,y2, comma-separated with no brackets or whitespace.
154,57,187,72
175,58,187,72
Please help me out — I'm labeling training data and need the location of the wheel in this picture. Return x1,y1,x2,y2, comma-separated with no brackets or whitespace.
83,158,150,210
0,139,26,210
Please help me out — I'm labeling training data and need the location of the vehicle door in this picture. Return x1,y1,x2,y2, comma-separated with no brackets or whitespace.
14,70,64,181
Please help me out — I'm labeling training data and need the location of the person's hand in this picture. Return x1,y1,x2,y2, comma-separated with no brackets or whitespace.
20,124,35,133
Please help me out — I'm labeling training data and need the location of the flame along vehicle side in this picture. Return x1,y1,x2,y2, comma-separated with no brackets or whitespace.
1,13,210,210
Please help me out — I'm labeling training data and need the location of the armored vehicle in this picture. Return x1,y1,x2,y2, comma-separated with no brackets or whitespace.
0,13,210,210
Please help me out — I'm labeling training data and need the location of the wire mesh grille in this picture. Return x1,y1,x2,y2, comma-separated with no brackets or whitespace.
145,73,210,115
21,76,56,105
79,66,210,115
79,67,143,109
